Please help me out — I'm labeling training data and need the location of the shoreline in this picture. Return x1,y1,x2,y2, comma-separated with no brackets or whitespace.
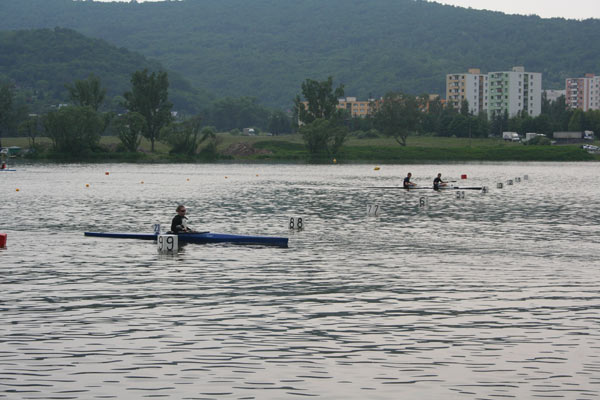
3,135,598,164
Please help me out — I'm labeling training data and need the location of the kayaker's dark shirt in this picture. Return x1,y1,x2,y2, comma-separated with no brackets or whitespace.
433,176,444,190
171,214,188,233
403,176,411,189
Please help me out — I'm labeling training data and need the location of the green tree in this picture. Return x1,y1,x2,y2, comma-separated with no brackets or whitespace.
162,116,216,156
293,77,344,125
490,110,509,137
459,99,470,116
585,110,600,136
299,118,348,159
268,110,291,135
568,109,585,132
18,114,42,148
373,92,420,146
113,112,146,152
207,96,270,131
65,74,106,111
123,69,173,152
0,83,13,148
43,106,104,154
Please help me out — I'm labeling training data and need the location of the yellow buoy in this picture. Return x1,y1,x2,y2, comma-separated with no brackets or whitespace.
374,166,380,171
333,158,337,163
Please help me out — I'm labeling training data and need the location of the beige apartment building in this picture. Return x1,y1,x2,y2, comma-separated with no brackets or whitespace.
300,97,373,120
336,97,372,117
446,68,488,114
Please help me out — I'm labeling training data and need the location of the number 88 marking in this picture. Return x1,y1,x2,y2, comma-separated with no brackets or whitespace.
289,217,303,230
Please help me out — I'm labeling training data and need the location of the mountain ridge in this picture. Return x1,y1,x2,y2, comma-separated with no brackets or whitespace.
1,0,599,108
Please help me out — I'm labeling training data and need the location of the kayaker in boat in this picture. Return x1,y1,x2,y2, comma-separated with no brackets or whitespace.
403,172,416,189
433,173,447,191
170,205,196,233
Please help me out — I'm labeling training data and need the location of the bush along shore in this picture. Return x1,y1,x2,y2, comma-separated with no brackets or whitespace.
3,135,598,163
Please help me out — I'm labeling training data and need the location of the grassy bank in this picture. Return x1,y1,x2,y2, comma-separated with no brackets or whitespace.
2,134,597,163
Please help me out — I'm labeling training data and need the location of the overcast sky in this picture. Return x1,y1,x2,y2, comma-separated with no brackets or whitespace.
432,0,599,20
94,0,599,20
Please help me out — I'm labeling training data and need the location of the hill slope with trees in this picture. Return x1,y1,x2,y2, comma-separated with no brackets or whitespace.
0,27,212,114
1,0,599,108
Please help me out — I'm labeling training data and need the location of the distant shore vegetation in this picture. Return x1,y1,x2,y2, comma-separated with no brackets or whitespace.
2,72,600,163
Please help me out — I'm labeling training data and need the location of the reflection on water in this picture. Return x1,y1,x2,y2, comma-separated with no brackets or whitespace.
1,163,599,399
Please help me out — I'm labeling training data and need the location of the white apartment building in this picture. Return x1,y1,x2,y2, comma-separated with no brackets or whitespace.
446,66,542,119
565,74,600,111
486,66,542,118
446,68,488,114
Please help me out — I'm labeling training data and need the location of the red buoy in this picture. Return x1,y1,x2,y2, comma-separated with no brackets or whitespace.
0,233,7,248
461,174,467,179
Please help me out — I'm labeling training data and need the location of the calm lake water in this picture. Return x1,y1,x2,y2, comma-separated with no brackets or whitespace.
1,162,599,399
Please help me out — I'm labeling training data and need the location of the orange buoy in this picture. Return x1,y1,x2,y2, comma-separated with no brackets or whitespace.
15,188,19,192
105,172,110,175
85,184,90,187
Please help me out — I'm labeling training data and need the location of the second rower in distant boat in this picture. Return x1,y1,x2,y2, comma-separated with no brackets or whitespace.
433,173,447,190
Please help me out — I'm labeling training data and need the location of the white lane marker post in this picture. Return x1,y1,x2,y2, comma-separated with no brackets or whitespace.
289,217,304,230
367,204,381,217
158,234,178,254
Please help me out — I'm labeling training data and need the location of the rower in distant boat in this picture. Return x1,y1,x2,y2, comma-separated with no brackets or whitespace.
170,205,197,233
433,173,447,191
403,172,417,189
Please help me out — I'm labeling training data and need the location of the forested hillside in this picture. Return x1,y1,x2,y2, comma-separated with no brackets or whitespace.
0,28,212,113
1,0,599,108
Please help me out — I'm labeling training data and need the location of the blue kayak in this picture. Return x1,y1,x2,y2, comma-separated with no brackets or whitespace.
84,231,288,248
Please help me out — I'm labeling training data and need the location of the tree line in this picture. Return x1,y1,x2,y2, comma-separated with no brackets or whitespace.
0,71,219,158
293,77,600,158
3,73,599,160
